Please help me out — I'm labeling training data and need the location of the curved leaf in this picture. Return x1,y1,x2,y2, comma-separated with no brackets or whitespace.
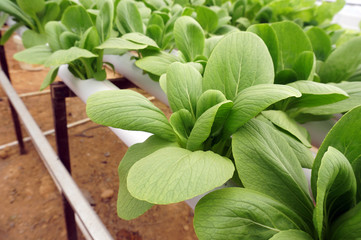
196,6,218,33
169,109,194,147
233,119,314,227
117,135,176,220
313,147,357,239
44,47,97,67
116,0,144,33
166,62,202,116
86,90,176,141
305,27,332,61
293,51,316,81
174,16,205,62
196,90,227,118
122,32,159,49
127,147,234,204
135,51,179,76
223,84,301,137
97,38,148,50
311,105,361,201
194,188,311,240
203,32,274,100
61,5,93,35
96,0,113,42
269,230,313,240
14,45,52,65
330,202,361,240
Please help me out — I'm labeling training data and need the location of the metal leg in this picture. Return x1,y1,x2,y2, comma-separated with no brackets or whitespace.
0,32,25,154
50,82,78,240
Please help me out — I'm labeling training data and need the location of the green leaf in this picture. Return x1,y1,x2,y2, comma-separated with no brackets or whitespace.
203,35,222,58
117,135,176,220
301,81,361,115
196,6,218,33
315,0,345,24
262,110,311,147
233,119,314,227
311,105,361,201
127,147,234,204
86,90,176,141
0,22,23,45
40,67,59,91
247,24,279,72
0,0,33,28
21,29,47,48
313,147,357,239
275,69,298,84
223,84,301,137
122,32,159,49
96,0,113,43
97,38,148,50
45,21,65,51
135,51,179,76
270,21,312,71
40,2,60,25
196,90,227,118
330,202,361,240
61,5,93,35
17,0,45,15
187,101,233,151
203,32,274,100
79,26,100,51
44,47,97,67
14,45,52,65
194,188,312,240
174,16,205,62
60,31,80,49
318,36,361,83
305,27,332,61
166,62,202,116
117,0,144,34
269,230,313,240
287,80,349,109
293,51,316,81
169,109,194,148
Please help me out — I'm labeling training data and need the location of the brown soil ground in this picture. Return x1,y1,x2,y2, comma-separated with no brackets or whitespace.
0,34,197,240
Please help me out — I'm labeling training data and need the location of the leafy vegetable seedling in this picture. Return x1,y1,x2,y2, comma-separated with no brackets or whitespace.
86,31,307,220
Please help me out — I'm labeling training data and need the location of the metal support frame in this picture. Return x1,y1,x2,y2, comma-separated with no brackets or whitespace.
49,77,135,240
0,32,25,154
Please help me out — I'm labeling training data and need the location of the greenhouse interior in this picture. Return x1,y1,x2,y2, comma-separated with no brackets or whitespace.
1,0,361,239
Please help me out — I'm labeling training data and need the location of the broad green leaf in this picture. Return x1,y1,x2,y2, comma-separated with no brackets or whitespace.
318,36,361,83
313,147,357,239
174,16,205,62
301,81,361,115
269,230,313,240
135,52,179,76
122,32,159,49
233,119,314,227
127,147,234,204
40,67,59,91
0,22,23,45
44,47,97,67
196,6,218,33
166,63,202,116
305,27,332,61
148,13,164,30
14,45,52,65
311,105,361,201
17,0,45,15
40,2,60,25
196,90,227,118
86,90,176,141
169,109,194,147
60,31,80,49
293,51,316,81
194,188,312,240
203,32,274,100
21,29,47,48
0,0,33,28
287,80,349,109
315,0,345,24
79,27,100,51
61,5,93,35
97,38,148,50
262,110,311,147
275,68,298,84
187,101,233,151
45,21,65,51
270,21,312,71
223,84,301,137
330,202,361,240
247,24,279,72
159,74,167,94
117,135,176,220
146,24,163,47
96,0,113,43
117,0,144,33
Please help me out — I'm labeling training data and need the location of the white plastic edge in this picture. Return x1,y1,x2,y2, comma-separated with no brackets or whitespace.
103,53,169,105
57,65,152,147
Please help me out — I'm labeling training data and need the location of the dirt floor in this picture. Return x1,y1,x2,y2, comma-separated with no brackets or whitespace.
0,35,197,240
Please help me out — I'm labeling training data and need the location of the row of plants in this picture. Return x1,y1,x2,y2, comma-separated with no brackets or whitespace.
2,0,361,239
